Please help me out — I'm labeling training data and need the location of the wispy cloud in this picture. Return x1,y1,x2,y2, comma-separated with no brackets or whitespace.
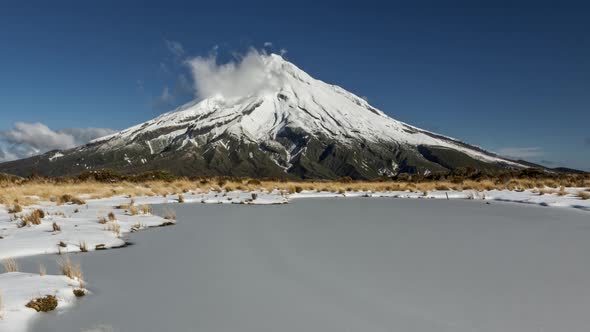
177,74,192,93
136,79,145,93
0,122,115,162
151,86,176,110
263,41,273,47
497,147,544,159
165,40,185,57
159,86,174,103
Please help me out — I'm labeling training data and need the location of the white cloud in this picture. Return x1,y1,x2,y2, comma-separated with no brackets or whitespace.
185,49,282,100
0,122,115,162
263,42,273,47
165,40,185,57
159,86,173,103
59,128,116,144
497,147,544,159
1,122,77,151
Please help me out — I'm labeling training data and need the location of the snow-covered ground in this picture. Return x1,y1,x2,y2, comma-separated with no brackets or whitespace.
0,273,84,332
292,188,590,212
0,186,588,331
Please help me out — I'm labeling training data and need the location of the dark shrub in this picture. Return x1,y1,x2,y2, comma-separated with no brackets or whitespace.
25,295,58,312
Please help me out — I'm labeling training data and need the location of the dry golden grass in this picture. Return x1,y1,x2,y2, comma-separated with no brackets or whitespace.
108,211,116,221
2,258,18,273
19,209,45,227
128,205,139,216
105,221,121,237
1,175,588,211
8,203,22,214
79,241,88,252
52,222,61,232
577,191,590,200
57,194,86,205
140,204,152,214
58,255,83,281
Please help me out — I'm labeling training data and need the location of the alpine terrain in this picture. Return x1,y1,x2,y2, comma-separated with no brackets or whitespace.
0,54,527,179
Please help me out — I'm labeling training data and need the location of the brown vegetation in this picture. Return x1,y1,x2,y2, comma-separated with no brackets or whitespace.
577,191,590,200
19,209,45,227
57,194,86,205
2,258,18,273
8,203,22,214
58,255,83,281
0,169,588,209
25,295,58,312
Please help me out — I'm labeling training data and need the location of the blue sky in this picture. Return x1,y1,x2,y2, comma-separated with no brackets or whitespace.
1,0,589,170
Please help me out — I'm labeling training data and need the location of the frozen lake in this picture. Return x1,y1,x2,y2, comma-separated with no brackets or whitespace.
17,198,590,332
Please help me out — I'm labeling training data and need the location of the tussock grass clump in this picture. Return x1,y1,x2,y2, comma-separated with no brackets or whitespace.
58,194,86,205
52,222,61,232
58,256,83,281
98,216,108,224
25,295,58,312
73,289,85,297
247,179,261,185
2,258,18,273
105,221,121,237
19,209,45,227
108,211,116,221
128,205,139,215
178,194,184,203
577,191,590,200
140,204,152,215
8,203,22,214
79,241,88,252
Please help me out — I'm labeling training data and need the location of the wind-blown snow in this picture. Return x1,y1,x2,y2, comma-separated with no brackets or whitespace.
90,53,519,167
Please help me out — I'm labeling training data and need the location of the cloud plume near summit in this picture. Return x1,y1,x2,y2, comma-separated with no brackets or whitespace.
185,49,282,100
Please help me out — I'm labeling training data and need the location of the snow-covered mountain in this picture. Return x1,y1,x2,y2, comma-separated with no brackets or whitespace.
0,54,526,179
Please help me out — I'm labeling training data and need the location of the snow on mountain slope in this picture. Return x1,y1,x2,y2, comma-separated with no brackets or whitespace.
0,53,525,178
94,54,514,164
